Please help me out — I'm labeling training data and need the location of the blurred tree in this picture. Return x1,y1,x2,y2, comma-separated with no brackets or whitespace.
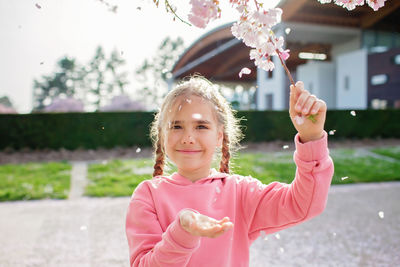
85,46,129,110
135,36,185,109
0,96,13,108
33,46,129,112
33,57,84,111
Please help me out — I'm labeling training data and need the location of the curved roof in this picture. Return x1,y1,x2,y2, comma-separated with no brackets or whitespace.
172,0,400,82
171,22,256,82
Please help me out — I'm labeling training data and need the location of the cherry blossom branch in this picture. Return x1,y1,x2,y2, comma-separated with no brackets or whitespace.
164,0,192,26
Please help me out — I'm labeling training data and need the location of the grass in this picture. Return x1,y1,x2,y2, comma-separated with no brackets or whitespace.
85,158,154,197
0,161,71,202
1,146,399,201
85,146,400,197
370,146,400,160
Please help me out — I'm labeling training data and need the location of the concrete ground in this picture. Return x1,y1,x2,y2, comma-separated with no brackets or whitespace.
0,181,399,267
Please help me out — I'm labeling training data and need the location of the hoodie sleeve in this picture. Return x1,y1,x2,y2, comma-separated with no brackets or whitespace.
125,181,201,267
240,131,334,239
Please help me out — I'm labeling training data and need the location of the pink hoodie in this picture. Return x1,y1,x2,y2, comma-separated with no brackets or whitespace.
126,132,334,266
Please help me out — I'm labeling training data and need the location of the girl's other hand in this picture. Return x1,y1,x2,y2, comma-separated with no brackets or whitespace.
179,210,234,238
289,81,327,143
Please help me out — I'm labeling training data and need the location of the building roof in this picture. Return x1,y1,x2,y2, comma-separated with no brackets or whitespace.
172,0,400,82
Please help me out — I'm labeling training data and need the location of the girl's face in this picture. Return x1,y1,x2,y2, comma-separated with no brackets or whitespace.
164,95,223,182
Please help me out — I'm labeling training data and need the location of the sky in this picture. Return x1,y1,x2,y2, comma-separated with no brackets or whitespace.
0,0,280,113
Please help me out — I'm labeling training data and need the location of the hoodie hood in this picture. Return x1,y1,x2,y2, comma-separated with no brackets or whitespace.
166,168,229,186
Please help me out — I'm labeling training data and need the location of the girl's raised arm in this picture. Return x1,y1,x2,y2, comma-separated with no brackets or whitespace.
240,131,334,239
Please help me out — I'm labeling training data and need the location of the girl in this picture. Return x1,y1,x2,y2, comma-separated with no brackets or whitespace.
125,76,334,266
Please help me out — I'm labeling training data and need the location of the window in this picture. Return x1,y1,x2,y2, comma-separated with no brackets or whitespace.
370,74,388,86
393,54,400,65
371,99,387,109
266,70,273,79
344,76,350,91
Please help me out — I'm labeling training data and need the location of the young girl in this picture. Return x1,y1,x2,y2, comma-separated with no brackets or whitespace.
125,76,334,267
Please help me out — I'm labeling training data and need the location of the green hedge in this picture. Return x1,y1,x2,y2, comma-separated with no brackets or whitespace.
0,112,154,150
1,109,399,150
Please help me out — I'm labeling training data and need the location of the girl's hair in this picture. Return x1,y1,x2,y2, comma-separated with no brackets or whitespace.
150,75,244,177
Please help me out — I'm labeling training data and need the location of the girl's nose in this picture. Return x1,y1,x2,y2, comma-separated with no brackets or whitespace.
182,133,195,144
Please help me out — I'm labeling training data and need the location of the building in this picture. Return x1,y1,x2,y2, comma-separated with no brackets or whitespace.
171,0,400,110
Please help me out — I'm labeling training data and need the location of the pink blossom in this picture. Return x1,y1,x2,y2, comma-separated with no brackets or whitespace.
188,0,220,28
366,0,386,11
188,14,208,28
279,49,290,61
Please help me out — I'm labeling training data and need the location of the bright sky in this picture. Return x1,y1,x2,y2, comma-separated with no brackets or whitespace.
0,0,280,113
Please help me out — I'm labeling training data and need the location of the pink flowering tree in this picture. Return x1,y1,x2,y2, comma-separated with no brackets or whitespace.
44,97,85,113
100,95,146,112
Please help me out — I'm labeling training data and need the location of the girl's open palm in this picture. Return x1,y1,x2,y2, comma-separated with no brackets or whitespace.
289,81,327,143
180,210,234,238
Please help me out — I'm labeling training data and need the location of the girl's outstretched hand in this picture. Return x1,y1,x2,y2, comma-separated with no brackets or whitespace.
289,81,327,143
179,210,234,238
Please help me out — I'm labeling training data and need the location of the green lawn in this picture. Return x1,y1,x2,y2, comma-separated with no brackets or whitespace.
370,146,400,160
0,161,71,202
85,158,155,197
85,146,400,197
1,146,399,201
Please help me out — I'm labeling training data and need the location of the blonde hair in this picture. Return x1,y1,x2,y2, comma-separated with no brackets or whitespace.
150,75,244,177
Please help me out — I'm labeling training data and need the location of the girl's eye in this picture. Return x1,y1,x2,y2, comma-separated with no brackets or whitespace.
172,125,182,129
197,125,209,129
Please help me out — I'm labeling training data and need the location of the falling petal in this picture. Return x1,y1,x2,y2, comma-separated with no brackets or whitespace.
101,126,104,130
178,105,182,111
102,160,108,165
213,198,217,203
329,130,336,135
238,67,251,78
35,3,42,9
215,186,221,194
275,233,280,239
280,247,285,253
350,110,356,116
186,99,192,104
250,187,254,192
294,115,305,125
378,211,384,219
332,232,337,237
192,113,202,119
136,148,141,153
341,176,349,181
283,145,289,149
285,27,291,34
80,225,87,231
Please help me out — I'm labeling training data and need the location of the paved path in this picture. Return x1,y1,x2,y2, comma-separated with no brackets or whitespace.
68,162,88,200
0,182,399,267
